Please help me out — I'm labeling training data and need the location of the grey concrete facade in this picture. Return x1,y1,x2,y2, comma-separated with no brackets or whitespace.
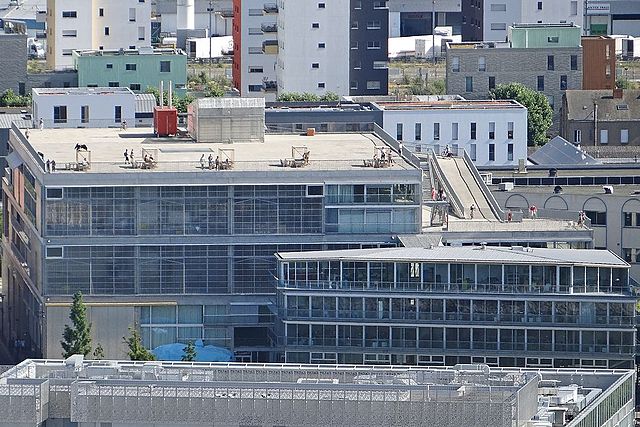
26,70,78,92
0,33,28,95
446,45,582,133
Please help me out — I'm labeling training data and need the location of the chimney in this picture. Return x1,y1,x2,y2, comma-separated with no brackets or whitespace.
159,81,164,107
168,80,173,108
613,88,623,99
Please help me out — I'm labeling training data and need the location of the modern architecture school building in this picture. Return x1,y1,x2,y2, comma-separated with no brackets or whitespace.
378,99,527,166
277,246,636,369
45,0,152,70
233,0,389,98
0,357,635,427
446,23,582,132
73,47,188,95
0,122,422,361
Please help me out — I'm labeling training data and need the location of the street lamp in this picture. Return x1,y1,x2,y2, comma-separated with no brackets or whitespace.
432,0,436,65
208,0,213,75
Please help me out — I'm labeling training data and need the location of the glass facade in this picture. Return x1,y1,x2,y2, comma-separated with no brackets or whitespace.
278,254,636,369
45,185,325,236
46,244,329,295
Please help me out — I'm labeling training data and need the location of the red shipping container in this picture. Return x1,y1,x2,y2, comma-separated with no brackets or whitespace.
154,106,178,136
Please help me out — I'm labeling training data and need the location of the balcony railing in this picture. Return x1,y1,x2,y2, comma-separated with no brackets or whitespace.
262,39,278,54
278,280,630,296
263,80,277,92
263,3,278,13
281,308,634,327
261,23,277,33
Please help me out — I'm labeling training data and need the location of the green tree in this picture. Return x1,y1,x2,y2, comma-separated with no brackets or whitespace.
92,343,105,360
181,341,197,361
145,86,194,114
490,82,552,146
60,291,93,358
616,78,638,89
123,325,156,361
204,81,224,97
0,89,31,107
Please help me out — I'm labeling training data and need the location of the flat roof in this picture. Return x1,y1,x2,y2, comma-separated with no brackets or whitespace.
376,100,524,111
276,246,628,267
20,127,418,174
74,47,186,57
32,87,134,96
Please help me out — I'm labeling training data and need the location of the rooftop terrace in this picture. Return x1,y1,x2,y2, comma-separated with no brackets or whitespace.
16,127,417,174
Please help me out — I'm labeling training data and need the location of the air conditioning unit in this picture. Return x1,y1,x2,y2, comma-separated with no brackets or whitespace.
499,182,514,191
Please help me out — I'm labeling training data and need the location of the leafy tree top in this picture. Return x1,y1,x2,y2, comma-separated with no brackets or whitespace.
490,82,553,146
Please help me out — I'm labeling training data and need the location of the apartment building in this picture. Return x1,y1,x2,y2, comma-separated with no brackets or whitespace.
560,89,640,146
156,0,233,35
582,36,616,90
73,47,188,95
446,24,582,133
32,87,137,128
475,0,583,42
46,0,152,70
233,0,388,98
231,0,278,100
378,100,527,166
1,120,422,360
277,246,635,369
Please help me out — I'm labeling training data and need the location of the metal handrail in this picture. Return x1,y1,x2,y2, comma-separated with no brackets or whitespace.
427,148,465,218
461,149,505,222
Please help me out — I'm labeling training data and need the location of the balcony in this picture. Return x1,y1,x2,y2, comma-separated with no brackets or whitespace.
262,79,277,92
220,9,234,18
263,3,278,14
261,23,277,33
262,39,278,54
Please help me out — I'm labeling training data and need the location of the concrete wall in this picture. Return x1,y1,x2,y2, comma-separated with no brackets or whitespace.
26,71,79,92
46,305,135,359
277,0,350,96
0,34,28,95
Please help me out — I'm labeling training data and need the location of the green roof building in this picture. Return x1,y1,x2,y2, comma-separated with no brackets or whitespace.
508,23,582,49
73,47,187,96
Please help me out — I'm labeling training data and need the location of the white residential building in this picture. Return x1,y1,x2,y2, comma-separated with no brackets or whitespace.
378,99,528,166
483,0,583,41
232,0,279,101
32,87,136,128
46,0,152,70
275,0,350,96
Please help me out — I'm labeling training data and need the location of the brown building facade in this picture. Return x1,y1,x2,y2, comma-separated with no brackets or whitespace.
582,36,616,90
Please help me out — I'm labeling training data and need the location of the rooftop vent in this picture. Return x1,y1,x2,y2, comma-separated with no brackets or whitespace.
616,104,629,110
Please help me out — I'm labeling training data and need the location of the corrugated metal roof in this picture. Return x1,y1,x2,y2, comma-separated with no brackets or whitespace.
276,246,628,267
135,93,157,114
0,114,31,129
195,97,265,109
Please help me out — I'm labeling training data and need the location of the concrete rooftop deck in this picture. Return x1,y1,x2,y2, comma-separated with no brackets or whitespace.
23,127,417,173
